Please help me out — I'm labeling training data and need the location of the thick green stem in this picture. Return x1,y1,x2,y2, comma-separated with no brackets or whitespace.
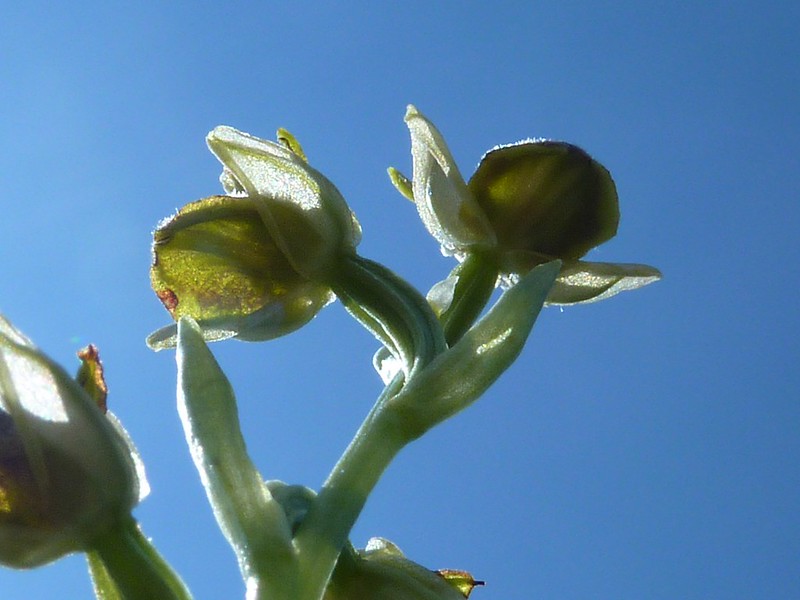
290,262,560,600
88,516,191,600
292,377,408,600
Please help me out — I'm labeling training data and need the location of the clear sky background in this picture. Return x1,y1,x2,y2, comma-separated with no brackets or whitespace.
1,3,798,599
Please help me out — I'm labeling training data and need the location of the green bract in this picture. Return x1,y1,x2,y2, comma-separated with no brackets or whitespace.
398,105,660,304
148,126,362,349
0,316,144,568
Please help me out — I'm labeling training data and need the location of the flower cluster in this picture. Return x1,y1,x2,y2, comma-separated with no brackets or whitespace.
3,105,660,600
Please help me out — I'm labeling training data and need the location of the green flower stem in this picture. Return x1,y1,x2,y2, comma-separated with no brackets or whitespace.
291,262,560,600
176,318,295,600
293,376,408,600
388,261,561,437
439,251,499,345
329,254,446,379
88,516,191,600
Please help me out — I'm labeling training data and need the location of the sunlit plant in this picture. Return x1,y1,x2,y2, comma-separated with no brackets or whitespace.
0,106,659,599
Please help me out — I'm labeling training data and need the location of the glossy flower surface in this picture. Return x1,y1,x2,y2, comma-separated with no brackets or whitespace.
0,316,142,568
468,139,618,261
400,105,660,304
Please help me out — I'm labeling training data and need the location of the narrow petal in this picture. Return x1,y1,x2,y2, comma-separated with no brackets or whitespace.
405,106,495,253
547,260,662,305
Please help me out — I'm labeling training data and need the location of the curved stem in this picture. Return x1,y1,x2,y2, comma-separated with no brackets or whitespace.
292,376,407,600
329,253,446,379
88,516,192,600
439,251,499,345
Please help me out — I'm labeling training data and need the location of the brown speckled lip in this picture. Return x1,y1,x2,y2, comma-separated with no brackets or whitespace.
156,288,179,314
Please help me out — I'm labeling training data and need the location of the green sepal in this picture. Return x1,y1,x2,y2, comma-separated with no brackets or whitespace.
496,251,662,304
206,125,361,280
547,259,662,304
405,105,496,254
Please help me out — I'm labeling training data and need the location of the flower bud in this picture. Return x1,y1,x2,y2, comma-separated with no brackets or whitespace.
148,195,335,349
0,316,142,568
326,537,480,600
149,126,363,348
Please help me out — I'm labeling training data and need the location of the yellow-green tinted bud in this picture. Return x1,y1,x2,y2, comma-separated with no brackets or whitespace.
468,140,619,260
326,537,476,600
148,195,335,349
206,126,361,280
0,316,142,568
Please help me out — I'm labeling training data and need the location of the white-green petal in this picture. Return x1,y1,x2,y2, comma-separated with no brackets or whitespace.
206,126,361,278
405,105,495,254
547,260,662,305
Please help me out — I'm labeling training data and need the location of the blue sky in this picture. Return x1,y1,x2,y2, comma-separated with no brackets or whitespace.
1,2,798,598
